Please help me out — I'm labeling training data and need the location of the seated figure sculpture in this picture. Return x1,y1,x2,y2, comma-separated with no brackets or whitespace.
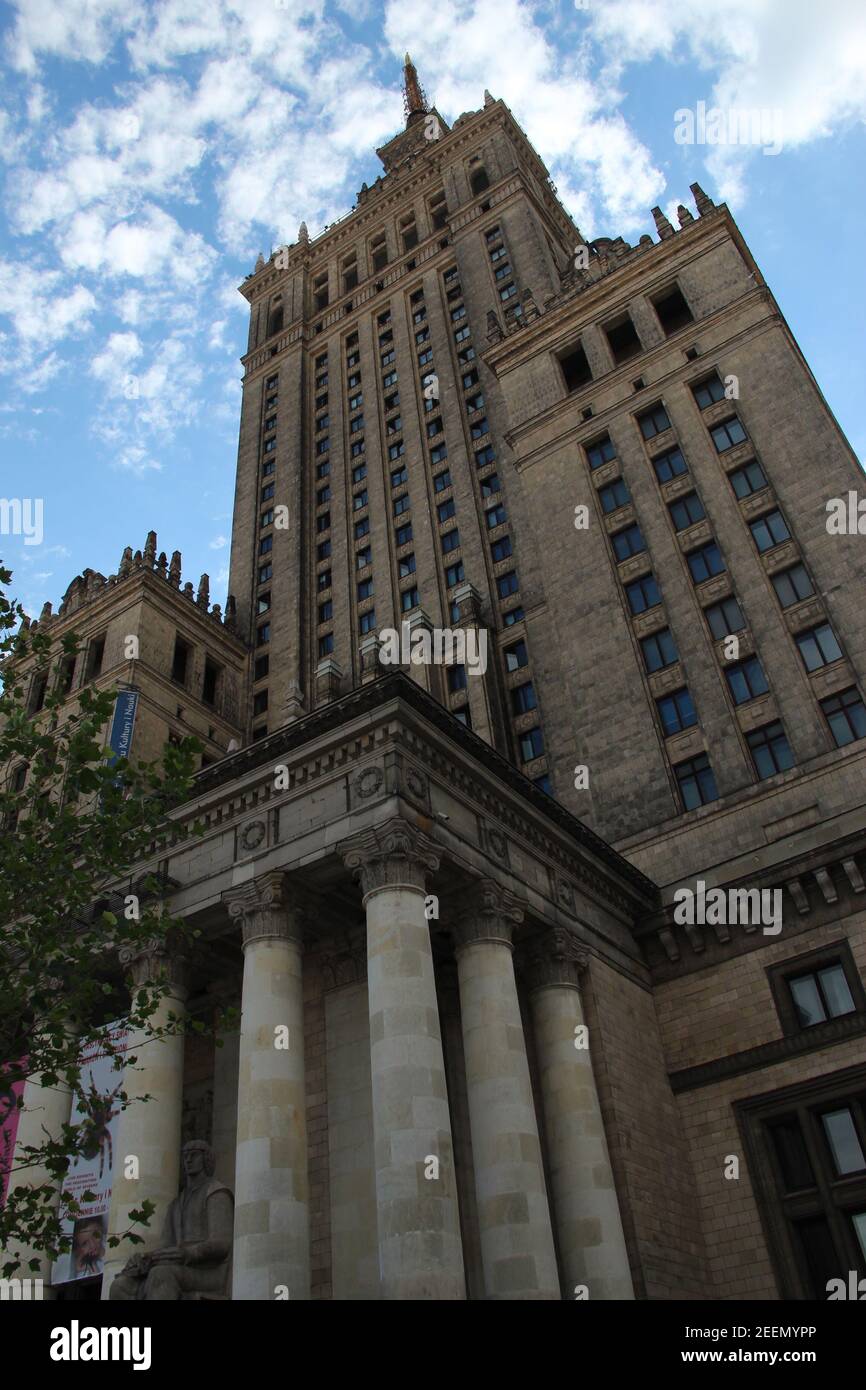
109,1139,234,1301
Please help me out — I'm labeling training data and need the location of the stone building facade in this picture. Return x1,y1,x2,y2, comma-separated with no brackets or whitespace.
5,60,866,1300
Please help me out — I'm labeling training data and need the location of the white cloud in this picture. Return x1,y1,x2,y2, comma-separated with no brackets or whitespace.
209,534,228,549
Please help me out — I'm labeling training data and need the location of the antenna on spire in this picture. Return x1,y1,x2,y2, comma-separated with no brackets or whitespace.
403,52,428,125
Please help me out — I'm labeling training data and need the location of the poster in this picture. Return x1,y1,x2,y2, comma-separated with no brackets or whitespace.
51,1023,130,1286
0,1068,25,1207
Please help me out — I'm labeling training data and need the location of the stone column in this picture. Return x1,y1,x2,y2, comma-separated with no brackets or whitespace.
4,1041,75,1296
524,929,633,1300
341,818,465,1299
225,872,310,1301
102,942,187,1298
454,880,560,1300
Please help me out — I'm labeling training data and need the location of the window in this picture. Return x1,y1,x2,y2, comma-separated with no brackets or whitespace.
317,570,331,591
315,414,329,433
319,600,333,623
687,540,725,584
395,522,413,546
599,478,630,513
510,680,538,715
675,753,719,810
371,234,388,272
357,578,373,600
519,727,544,762
427,417,443,438
360,609,377,635
493,263,512,283
356,546,372,569
254,655,269,681
264,416,276,433
652,446,688,483
401,586,420,611
313,273,328,312
587,435,616,470
726,655,769,705
253,689,269,717
711,416,748,452
431,443,448,464
316,511,330,533
399,554,416,577
351,440,365,458
485,501,508,528
669,492,706,530
454,326,471,344
264,438,277,453
499,283,517,302
394,495,410,517
316,460,330,479
786,962,858,1031
772,564,813,608
497,570,519,598
445,562,465,587
262,459,275,477
261,482,275,502
259,535,273,555
625,573,661,615
353,462,367,484
704,596,745,640
317,486,331,505
641,627,678,673
692,374,725,409
475,445,496,469
447,664,467,693
453,706,472,728
383,369,398,389
821,687,866,747
657,687,697,736
266,374,278,391
504,639,528,672
381,349,396,367
653,285,693,335
796,623,843,672
491,535,512,563
612,524,646,561
729,459,768,499
489,245,506,263
349,392,363,410
252,726,267,742
318,633,334,658
462,368,479,390
469,166,490,196
354,517,370,539
418,346,434,364
442,529,460,554
401,219,418,252
342,259,358,295
747,721,795,778
458,346,476,366
750,509,791,553
503,606,525,626
261,507,274,528
638,404,671,440
350,415,364,435
171,638,189,684
434,470,452,493
315,438,328,455
259,563,273,584
257,623,270,646
437,498,456,523
390,465,408,487
560,343,592,391
605,314,642,365
257,592,271,614
316,540,331,561
84,634,106,682
480,473,500,498
465,392,485,414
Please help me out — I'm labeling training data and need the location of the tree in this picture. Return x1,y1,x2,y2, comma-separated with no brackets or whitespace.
0,563,211,1278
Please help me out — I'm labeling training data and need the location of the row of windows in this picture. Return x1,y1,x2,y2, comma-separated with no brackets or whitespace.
559,281,695,394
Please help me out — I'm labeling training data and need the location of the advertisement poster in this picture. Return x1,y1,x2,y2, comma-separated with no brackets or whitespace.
0,1068,26,1207
51,1023,130,1286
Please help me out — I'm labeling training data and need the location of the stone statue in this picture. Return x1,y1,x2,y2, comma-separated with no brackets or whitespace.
109,1140,234,1301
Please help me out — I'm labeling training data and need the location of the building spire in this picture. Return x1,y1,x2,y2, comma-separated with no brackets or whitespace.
403,52,427,125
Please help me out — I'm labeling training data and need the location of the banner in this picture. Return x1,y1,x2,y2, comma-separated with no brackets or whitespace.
107,688,139,766
0,1067,25,1206
51,1024,130,1286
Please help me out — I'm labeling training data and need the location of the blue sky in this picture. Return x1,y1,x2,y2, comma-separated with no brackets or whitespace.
1,0,864,621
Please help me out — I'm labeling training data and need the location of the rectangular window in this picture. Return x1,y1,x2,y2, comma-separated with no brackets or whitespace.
257,592,271,614
481,472,500,498
354,518,370,541
357,577,373,601
605,314,642,365
687,540,725,584
253,689,269,717
475,445,496,469
747,720,795,778
612,523,646,561
729,459,768,499
454,326,471,343
359,609,377,635
261,482,275,502
393,494,410,517
675,753,719,810
431,443,448,464
316,512,330,533
486,502,508,528
491,535,512,563
437,498,456,523
399,553,416,577
705,596,745,640
511,681,537,715
638,404,671,440
599,478,629,513
349,392,363,410
465,392,485,414
262,459,276,477
317,570,331,591
796,623,843,672
351,440,365,458
692,374,726,409
318,633,334,658
653,285,693,335
258,563,273,584
401,586,420,611
319,600,333,623
383,369,398,389
657,687,697,736
726,655,769,705
442,529,461,554
497,570,519,598
447,664,468,693
641,627,678,673
317,540,331,561
261,507,274,528
669,492,706,530
316,460,330,478
426,417,443,438
390,464,408,487
503,606,525,626
652,446,688,483
202,658,220,707
257,623,270,646
626,573,661,615
561,343,593,391
356,546,372,569
395,522,413,545
821,687,866,747
84,634,106,682
352,462,367,484
445,561,465,587
519,726,545,762
317,486,331,505
772,563,813,608
711,416,748,452
259,535,273,555
254,654,269,681
587,435,616,469
434,470,452,493
381,349,396,367
505,639,528,671
750,509,791,552
172,637,190,684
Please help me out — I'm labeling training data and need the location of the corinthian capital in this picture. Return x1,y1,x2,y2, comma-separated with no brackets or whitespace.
520,927,589,992
339,817,440,899
223,871,306,949
118,936,187,994
454,878,524,951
